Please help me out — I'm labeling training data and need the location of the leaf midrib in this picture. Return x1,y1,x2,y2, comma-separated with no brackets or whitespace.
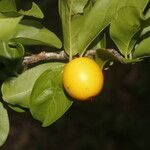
3,89,31,101
68,0,74,60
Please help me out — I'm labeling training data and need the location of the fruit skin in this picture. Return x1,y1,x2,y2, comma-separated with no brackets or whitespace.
62,57,104,101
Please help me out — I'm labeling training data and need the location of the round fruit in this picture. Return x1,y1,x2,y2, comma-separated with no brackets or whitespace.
62,57,104,101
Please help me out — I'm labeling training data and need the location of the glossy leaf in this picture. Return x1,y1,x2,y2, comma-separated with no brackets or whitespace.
30,68,73,127
1,63,64,108
110,7,142,57
109,0,149,57
75,0,121,55
18,2,44,19
59,0,120,56
0,41,24,60
118,0,149,11
59,0,149,57
0,41,24,72
59,0,89,56
133,38,150,58
0,102,9,147
0,0,16,12
11,20,62,48
0,16,22,40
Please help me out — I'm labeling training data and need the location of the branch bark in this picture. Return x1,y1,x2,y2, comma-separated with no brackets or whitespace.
23,51,68,66
23,49,123,66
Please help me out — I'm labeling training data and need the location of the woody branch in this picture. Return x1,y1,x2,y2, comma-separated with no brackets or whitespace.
23,49,123,66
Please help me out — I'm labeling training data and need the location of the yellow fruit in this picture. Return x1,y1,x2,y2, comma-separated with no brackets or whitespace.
62,57,104,101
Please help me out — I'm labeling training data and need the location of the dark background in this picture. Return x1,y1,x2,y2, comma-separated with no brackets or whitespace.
1,0,150,150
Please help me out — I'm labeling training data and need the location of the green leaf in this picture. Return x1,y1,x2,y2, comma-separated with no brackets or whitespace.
133,37,150,58
59,0,121,56
118,0,149,11
110,7,142,57
59,0,149,57
0,41,24,60
0,16,22,40
75,0,121,55
8,105,26,113
11,20,62,48
0,0,16,12
92,33,106,49
59,0,89,56
71,0,89,14
140,15,150,38
30,68,73,127
0,102,9,147
95,48,124,69
1,63,64,108
145,7,150,19
140,25,150,39
18,2,44,19
0,41,24,72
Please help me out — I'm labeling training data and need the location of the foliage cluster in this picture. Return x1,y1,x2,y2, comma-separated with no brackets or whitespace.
0,0,149,147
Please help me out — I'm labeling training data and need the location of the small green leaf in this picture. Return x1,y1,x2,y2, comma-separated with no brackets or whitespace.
140,15,150,39
1,63,64,108
0,16,22,40
118,0,149,11
92,33,106,49
0,41,24,60
8,105,26,113
11,20,62,48
0,0,16,12
30,68,73,127
0,41,24,72
110,7,142,57
133,37,150,58
72,0,89,14
145,7,150,19
18,2,44,19
0,102,9,147
140,26,150,38
95,48,124,69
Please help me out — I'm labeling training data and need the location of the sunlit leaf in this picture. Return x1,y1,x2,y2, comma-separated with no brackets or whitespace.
75,0,121,55
8,105,26,113
59,0,120,56
11,20,62,48
95,48,124,69
133,38,150,58
0,102,9,147
0,41,24,59
91,33,106,49
110,7,142,57
0,16,22,40
0,0,16,12
118,0,149,11
18,2,44,19
59,0,89,56
30,67,73,127
1,63,64,108
0,41,24,72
